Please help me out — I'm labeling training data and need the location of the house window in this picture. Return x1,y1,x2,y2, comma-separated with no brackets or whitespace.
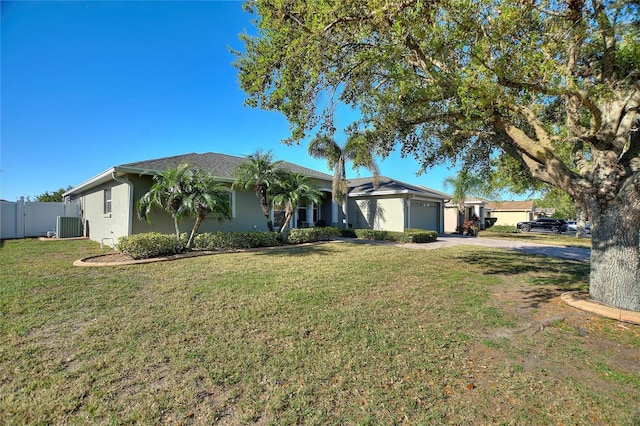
298,206,308,227
104,188,112,214
297,203,320,227
207,190,235,219
273,206,286,230
228,190,235,218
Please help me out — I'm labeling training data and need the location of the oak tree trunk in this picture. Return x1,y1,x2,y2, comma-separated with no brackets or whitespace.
588,200,640,312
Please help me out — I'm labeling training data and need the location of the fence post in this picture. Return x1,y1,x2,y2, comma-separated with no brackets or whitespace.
17,197,26,238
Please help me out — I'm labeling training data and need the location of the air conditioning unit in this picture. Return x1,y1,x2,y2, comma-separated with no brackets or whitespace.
56,216,82,238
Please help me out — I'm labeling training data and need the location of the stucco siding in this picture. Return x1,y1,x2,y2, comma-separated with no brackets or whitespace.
129,175,273,234
350,196,405,232
76,180,131,246
444,206,460,233
492,211,533,227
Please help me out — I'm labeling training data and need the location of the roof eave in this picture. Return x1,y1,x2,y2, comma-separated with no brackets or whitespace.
349,188,448,200
63,167,117,196
63,165,242,196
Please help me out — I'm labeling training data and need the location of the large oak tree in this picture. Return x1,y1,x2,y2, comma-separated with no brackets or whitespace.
235,0,640,310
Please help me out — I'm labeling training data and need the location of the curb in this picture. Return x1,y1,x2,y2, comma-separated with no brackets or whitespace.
561,292,640,325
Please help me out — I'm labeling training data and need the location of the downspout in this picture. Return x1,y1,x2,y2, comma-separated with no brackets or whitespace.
112,172,134,236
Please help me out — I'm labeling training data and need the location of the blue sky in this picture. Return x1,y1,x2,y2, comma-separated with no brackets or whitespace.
1,0,465,201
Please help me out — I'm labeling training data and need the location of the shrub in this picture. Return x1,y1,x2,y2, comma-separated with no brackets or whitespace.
286,227,340,244
354,228,438,243
483,225,521,234
194,231,282,250
116,233,184,259
339,229,357,238
405,229,438,243
354,229,399,242
459,221,479,236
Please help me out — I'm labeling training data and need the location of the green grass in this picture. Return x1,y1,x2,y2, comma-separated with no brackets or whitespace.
479,229,592,248
1,238,638,424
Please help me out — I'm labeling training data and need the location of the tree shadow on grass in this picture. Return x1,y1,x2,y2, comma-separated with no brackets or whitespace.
457,249,590,309
252,243,336,258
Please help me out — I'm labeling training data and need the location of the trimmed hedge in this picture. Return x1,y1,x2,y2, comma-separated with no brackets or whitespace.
405,229,438,243
194,231,283,250
114,226,436,260
286,227,340,244
353,228,438,243
354,229,399,242
339,229,357,238
116,233,184,259
482,225,521,234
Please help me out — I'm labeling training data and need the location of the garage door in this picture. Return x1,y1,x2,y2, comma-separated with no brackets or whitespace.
410,201,439,231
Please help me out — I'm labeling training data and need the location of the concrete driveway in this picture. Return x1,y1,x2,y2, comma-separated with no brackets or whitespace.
382,234,591,262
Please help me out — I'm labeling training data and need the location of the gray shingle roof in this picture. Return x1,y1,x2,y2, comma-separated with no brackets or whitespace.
485,200,535,211
118,152,334,181
348,176,449,199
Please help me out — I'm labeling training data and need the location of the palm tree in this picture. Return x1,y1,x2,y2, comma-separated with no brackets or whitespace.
183,171,232,248
270,171,324,233
137,163,193,240
232,150,283,232
443,169,490,232
308,131,379,227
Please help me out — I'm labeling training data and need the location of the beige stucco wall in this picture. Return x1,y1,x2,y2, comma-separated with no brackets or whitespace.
444,206,460,233
492,211,533,227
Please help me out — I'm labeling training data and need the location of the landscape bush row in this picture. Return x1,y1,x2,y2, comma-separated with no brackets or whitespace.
116,228,339,259
116,227,437,259
341,228,438,243
481,225,521,234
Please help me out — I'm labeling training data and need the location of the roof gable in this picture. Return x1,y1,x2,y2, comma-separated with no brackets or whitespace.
348,176,449,200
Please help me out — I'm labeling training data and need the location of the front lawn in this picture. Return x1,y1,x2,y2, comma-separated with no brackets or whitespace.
479,229,592,249
1,239,638,424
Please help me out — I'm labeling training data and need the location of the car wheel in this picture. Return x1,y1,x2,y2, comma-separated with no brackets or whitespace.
521,224,531,232
551,226,560,234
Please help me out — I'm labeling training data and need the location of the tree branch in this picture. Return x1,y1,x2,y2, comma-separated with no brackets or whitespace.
590,0,617,82
503,104,554,149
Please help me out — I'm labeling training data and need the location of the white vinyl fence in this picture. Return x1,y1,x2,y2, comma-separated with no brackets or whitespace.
1,198,81,239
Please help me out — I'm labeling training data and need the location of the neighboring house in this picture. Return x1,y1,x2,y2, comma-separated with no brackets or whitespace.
347,177,449,233
63,152,449,246
444,198,493,233
485,200,536,227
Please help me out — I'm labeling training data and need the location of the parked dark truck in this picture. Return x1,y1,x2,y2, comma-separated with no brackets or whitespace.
516,217,568,234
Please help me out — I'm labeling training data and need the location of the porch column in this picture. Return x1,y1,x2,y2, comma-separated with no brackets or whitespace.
331,200,339,227
306,202,313,226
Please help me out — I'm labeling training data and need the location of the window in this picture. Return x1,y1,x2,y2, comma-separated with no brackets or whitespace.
104,188,112,214
298,206,307,226
207,190,235,219
228,190,235,218
273,206,286,230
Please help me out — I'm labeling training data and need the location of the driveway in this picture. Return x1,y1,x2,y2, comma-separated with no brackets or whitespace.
373,234,591,262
